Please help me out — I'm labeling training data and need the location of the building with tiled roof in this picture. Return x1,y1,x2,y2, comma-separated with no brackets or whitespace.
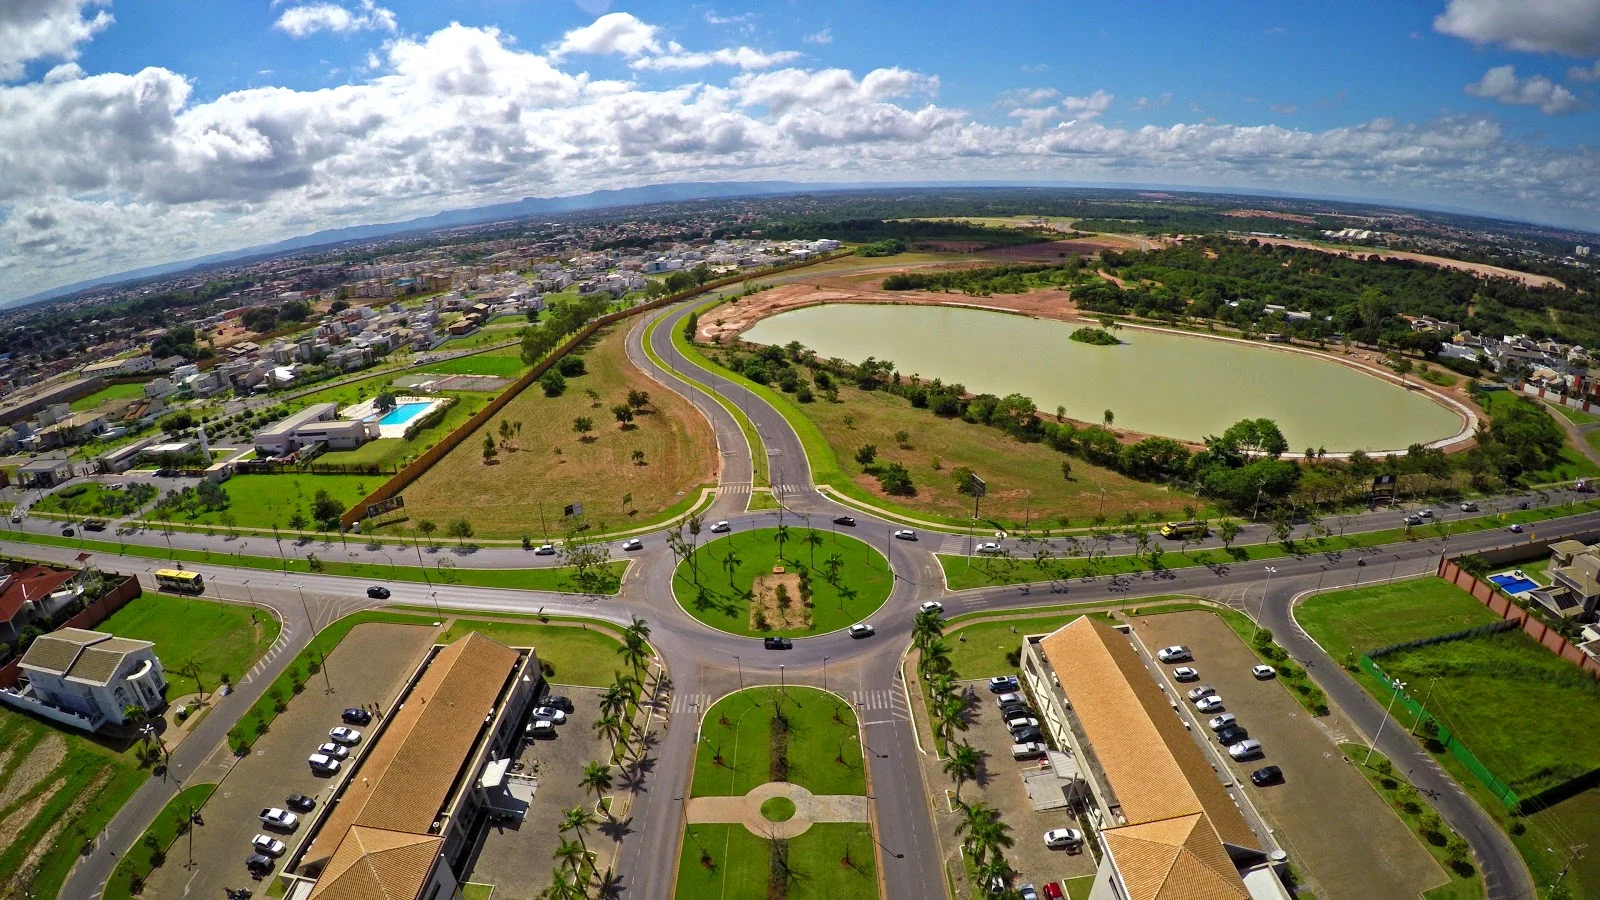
0,563,83,643
4,626,165,731
286,632,539,900
1020,618,1290,900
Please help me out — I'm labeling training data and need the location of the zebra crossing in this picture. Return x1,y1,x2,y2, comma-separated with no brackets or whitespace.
773,483,805,495
670,692,711,715
721,483,752,494
938,535,966,554
244,623,295,685
850,688,909,724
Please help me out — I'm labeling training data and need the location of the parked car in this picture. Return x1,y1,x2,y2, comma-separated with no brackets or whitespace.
251,834,287,857
1005,716,1040,732
82,519,107,531
1043,828,1083,849
1228,739,1263,760
526,719,557,739
532,707,567,724
893,529,917,541
259,808,298,830
328,727,362,745
920,600,943,614
246,853,275,875
308,753,341,775
988,676,1020,693
1011,726,1044,744
710,520,732,533
1215,725,1250,746
535,543,557,555
1020,885,1040,900
285,794,316,813
365,586,390,599
1460,501,1480,512
1156,645,1192,663
1000,704,1034,721
1207,713,1237,731
1043,883,1065,900
1196,696,1225,713
995,692,1024,708
1252,664,1277,679
976,541,1002,554
832,516,856,526
1172,666,1200,682
1186,685,1217,701
1250,765,1285,786
1011,741,1048,760
316,742,350,760
848,623,875,638
763,636,793,650
622,538,643,551
543,695,574,712
341,707,371,725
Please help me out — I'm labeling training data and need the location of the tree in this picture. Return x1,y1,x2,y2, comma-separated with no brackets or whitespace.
1217,518,1241,550
553,837,586,878
447,518,474,545
632,449,646,466
803,529,823,568
774,523,790,559
311,489,343,527
611,404,634,427
580,760,614,816
722,546,742,588
419,519,438,547
593,712,624,750
288,510,309,532
855,444,877,466
1103,409,1114,428
626,389,650,411
560,805,598,855
943,742,981,802
499,419,515,445
482,433,498,463
374,391,397,414
541,370,567,396
573,416,594,440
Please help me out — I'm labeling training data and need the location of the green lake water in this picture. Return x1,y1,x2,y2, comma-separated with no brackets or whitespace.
741,304,1463,452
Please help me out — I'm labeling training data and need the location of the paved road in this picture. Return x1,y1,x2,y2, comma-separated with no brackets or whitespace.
16,288,1571,900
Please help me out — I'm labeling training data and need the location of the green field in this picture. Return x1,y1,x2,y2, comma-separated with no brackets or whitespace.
1294,579,1502,663
676,823,877,900
438,619,632,686
415,345,528,377
692,686,865,797
672,528,891,637
103,783,217,900
1546,401,1600,426
142,473,378,529
98,592,282,696
70,382,149,412
32,482,156,518
946,609,1121,677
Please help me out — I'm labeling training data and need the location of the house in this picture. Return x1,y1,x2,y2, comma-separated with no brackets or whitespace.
1534,541,1600,620
4,627,166,732
0,564,85,644
253,403,377,457
16,457,74,488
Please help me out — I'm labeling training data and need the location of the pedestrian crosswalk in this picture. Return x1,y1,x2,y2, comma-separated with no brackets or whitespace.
244,623,294,685
721,483,752,494
938,536,966,554
850,689,908,722
773,483,804,495
670,692,710,715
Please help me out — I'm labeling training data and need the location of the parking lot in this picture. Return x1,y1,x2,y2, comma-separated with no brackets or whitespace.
461,685,612,899
959,680,1098,896
141,622,437,900
1131,610,1448,900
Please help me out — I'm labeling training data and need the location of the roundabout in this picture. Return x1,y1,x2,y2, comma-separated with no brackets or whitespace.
671,526,892,637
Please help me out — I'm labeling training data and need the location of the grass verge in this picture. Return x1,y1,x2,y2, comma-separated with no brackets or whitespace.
100,592,282,696
691,686,865,797
438,618,629,687
1340,744,1482,900
102,783,217,900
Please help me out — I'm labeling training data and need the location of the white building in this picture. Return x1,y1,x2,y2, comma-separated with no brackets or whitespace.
6,627,167,732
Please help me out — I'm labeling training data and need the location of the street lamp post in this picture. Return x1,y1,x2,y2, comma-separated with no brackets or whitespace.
1364,677,1407,766
822,656,829,692
733,655,743,690
429,590,441,619
1256,566,1276,638
294,582,332,693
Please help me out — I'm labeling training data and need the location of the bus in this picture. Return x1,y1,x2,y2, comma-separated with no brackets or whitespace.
1159,521,1206,540
154,569,205,594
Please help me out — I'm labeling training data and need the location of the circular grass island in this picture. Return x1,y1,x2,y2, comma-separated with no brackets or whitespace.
671,527,892,637
760,796,797,822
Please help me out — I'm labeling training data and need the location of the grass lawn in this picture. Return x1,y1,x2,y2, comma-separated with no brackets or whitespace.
676,823,878,900
460,885,495,900
1063,876,1096,900
947,609,1121,677
1374,628,1600,799
1546,401,1600,426
0,709,148,900
102,783,217,900
692,686,866,797
70,382,149,412
416,345,528,377
397,324,717,539
99,592,281,696
1294,579,1502,663
439,619,631,686
1340,744,1481,900
32,482,156,518
672,528,891,637
141,473,378,529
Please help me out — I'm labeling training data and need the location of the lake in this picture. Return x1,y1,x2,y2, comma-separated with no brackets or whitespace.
740,304,1463,452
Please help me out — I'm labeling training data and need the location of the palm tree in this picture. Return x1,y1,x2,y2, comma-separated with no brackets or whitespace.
579,761,614,817
920,638,953,679
944,743,981,802
773,523,790,559
722,546,742,588
625,614,651,646
955,802,998,863
824,552,844,586
910,609,944,653
124,704,150,742
937,695,969,745
593,713,624,751
561,805,599,857
539,867,583,900
553,836,586,877
599,680,629,721
616,635,648,681
803,529,823,568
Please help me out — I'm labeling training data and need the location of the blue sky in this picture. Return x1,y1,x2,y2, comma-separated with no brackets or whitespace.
2,0,1599,303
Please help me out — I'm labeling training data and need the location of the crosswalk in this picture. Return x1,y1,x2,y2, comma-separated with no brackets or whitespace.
670,692,711,715
773,483,805,495
938,536,966,554
721,483,752,495
244,623,295,685
850,688,909,723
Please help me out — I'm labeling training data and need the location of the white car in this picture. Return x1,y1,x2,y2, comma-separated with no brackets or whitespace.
1172,666,1200,682
317,742,349,760
1186,685,1217,701
308,753,341,774
1196,696,1225,713
1207,713,1237,731
894,529,917,541
1252,664,1278,679
1418,508,1434,519
1043,828,1083,849
848,623,875,638
259,808,299,830
526,719,557,738
622,538,643,551
251,834,287,857
920,600,943,614
532,707,567,724
976,541,1002,554
1228,739,1263,760
995,692,1024,709
329,726,361,745
1005,716,1040,731
1156,645,1192,663
1460,501,1479,512
710,520,732,533
535,543,556,555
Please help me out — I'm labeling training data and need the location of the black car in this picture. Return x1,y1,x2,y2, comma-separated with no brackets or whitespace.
1216,725,1249,746
1250,765,1284,786
763,637,793,650
1010,726,1044,744
286,793,316,812
543,695,574,712
60,527,75,536
832,516,857,526
999,702,1033,717
366,586,391,599
246,853,275,875
341,707,372,725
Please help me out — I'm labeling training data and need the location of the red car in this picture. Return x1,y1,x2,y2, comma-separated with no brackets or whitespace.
1042,883,1064,900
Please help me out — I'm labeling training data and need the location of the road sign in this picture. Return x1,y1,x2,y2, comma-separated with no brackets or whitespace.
969,473,987,499
564,502,584,517
366,494,405,519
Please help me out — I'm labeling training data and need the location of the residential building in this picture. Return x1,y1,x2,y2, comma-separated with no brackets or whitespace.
1534,540,1600,621
253,403,378,457
0,564,85,644
4,626,166,732
81,355,154,378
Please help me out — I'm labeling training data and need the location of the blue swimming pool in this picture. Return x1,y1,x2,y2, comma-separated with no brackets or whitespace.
378,402,431,426
1489,573,1539,594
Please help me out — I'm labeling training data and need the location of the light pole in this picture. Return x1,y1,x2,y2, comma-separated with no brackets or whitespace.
1364,677,1407,766
1256,566,1276,638
822,656,829,692
429,590,441,619
242,579,253,606
294,582,332,693
733,655,743,690
381,552,395,577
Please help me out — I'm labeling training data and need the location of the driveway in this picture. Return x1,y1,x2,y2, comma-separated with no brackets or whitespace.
140,622,436,900
1131,611,1448,900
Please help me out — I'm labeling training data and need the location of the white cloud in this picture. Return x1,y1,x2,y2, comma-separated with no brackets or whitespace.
633,47,801,72
273,0,396,39
1435,0,1600,56
0,0,112,82
1465,65,1581,114
1060,90,1113,116
1132,92,1172,111
1571,60,1600,82
803,28,832,45
547,12,662,60
704,10,752,26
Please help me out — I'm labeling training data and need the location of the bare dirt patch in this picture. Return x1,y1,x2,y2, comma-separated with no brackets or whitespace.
0,733,65,810
1224,209,1317,224
11,769,110,888
980,237,1148,260
708,282,1079,345
0,776,65,857
749,570,809,632
1250,237,1565,289
913,240,989,252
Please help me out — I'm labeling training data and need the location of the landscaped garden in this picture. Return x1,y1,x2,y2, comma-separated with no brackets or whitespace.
671,527,891,637
676,822,876,900
32,481,157,519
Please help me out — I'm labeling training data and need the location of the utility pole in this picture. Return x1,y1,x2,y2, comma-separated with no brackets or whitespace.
1554,843,1587,889
294,582,333,693
1364,677,1407,766
733,655,743,690
1256,566,1276,639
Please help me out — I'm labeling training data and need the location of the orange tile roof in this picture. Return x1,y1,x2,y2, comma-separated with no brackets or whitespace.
303,632,521,869
306,826,442,900
1102,814,1249,900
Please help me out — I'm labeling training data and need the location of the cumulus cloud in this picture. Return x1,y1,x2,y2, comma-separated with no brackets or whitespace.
547,12,662,60
0,0,112,82
1434,0,1600,56
633,47,801,72
1465,65,1581,114
803,29,832,45
1571,60,1600,82
1132,92,1172,111
273,0,396,39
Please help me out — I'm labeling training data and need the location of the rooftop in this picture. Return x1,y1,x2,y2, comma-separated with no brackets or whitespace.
18,626,153,686
0,565,79,622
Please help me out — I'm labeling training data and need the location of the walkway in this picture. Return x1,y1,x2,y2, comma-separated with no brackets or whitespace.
687,783,869,838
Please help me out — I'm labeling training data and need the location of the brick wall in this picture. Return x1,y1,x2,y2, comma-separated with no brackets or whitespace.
1436,558,1600,678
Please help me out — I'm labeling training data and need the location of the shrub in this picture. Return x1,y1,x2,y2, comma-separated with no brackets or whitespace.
558,355,586,377
540,371,567,396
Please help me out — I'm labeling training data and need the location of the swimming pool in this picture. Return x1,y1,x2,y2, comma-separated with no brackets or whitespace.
378,402,431,426
1489,572,1539,594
